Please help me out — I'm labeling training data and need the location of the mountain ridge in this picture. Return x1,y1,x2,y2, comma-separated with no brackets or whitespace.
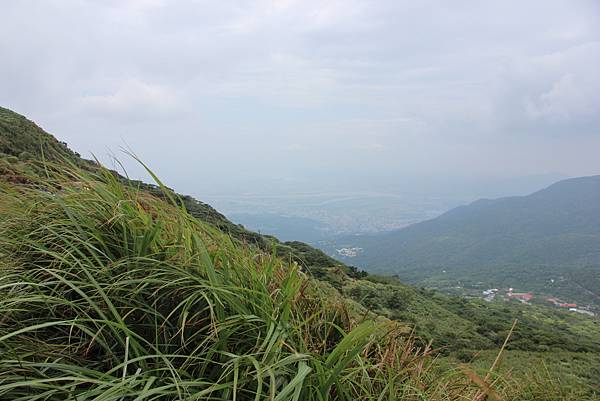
326,173,600,307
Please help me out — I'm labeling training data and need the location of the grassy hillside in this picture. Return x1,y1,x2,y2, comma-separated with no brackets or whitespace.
0,159,579,400
1,106,599,399
0,107,82,163
0,107,340,270
327,177,600,307
0,164,398,399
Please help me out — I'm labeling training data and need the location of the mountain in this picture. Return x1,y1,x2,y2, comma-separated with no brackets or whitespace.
1,106,600,398
0,107,82,163
327,176,600,307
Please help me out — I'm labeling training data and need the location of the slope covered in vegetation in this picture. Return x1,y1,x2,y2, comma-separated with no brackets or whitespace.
0,160,566,400
0,107,343,272
0,107,82,163
328,175,600,308
1,107,599,399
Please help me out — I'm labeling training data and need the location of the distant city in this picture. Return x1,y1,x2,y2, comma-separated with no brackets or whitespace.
205,192,460,241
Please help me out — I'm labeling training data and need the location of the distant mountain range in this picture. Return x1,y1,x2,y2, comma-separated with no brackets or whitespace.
325,176,600,307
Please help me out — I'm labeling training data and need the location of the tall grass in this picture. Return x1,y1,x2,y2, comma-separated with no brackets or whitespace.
0,161,581,400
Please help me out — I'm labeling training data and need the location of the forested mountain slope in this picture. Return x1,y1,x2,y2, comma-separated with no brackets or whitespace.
328,175,600,306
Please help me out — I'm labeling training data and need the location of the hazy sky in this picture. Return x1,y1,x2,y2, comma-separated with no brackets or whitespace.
1,0,599,197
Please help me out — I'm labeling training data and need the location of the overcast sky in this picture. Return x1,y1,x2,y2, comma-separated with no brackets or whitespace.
1,0,599,197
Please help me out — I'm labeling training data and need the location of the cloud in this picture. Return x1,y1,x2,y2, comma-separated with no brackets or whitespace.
286,143,307,152
490,41,600,135
0,0,599,195
353,143,385,152
525,73,598,123
80,79,181,122
524,43,600,125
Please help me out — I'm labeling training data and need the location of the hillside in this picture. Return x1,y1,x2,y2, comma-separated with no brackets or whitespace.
1,106,600,398
0,107,325,266
326,177,600,307
0,107,82,163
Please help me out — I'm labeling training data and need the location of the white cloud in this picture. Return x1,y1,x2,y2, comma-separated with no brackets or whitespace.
522,43,600,125
286,143,307,152
80,79,181,121
487,41,600,135
1,0,599,192
353,143,385,152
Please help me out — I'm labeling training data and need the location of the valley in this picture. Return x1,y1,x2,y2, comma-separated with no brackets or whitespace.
319,177,600,312
207,192,454,237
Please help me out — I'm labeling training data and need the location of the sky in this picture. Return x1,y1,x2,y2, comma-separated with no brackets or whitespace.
1,0,600,198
